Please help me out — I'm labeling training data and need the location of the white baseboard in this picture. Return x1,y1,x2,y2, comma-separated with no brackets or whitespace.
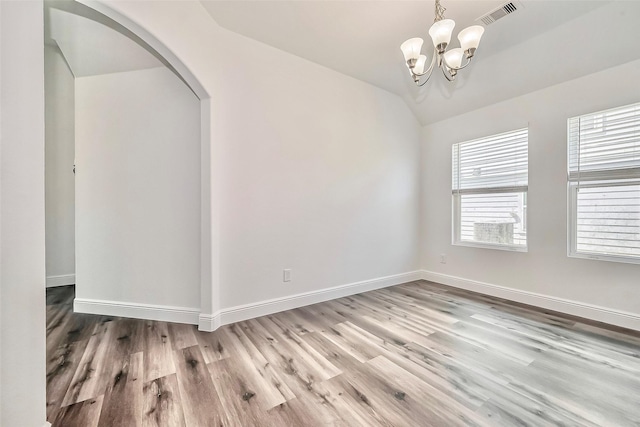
72,270,640,333
46,274,75,287
74,298,200,325
198,312,221,332
421,270,640,332
198,270,423,332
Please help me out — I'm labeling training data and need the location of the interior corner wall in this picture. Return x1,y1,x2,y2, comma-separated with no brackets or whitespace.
45,43,76,287
421,58,640,323
74,66,201,314
213,29,423,312
0,1,47,426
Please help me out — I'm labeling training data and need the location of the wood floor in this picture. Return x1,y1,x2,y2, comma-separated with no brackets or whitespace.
46,281,640,426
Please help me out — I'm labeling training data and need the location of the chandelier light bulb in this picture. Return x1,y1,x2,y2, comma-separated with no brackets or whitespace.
428,19,455,50
400,38,424,63
458,25,484,52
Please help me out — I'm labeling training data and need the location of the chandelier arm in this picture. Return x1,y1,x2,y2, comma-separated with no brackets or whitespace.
412,52,438,78
416,72,435,87
453,56,473,71
441,65,456,82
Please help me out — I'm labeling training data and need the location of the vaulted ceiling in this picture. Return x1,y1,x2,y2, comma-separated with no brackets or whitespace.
201,1,640,124
46,1,640,125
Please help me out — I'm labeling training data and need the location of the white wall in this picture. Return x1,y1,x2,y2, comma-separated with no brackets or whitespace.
0,1,47,426
215,30,422,310
73,0,423,326
421,58,640,324
45,43,76,287
75,66,201,312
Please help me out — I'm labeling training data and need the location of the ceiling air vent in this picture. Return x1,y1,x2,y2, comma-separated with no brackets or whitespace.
477,1,522,26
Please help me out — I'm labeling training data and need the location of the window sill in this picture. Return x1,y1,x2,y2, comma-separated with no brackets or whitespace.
568,251,640,266
453,240,528,253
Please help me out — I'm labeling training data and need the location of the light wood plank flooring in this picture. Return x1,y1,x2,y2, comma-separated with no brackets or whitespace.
46,281,640,426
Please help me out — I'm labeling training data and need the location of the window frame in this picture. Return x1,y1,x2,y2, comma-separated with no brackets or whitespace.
451,128,529,252
567,102,640,265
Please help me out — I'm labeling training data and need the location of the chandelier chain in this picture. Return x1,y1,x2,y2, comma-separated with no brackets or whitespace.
434,0,446,22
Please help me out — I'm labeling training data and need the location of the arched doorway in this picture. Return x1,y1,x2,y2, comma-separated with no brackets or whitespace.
47,0,216,329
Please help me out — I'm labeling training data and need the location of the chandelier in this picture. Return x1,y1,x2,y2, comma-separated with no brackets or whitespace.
400,0,485,86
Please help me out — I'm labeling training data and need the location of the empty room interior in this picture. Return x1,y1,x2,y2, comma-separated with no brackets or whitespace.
2,0,640,426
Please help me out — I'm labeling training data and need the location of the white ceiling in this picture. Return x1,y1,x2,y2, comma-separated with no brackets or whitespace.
46,6,162,77
43,1,640,124
201,1,640,124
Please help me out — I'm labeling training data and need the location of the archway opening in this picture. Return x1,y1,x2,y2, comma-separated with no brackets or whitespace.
43,0,213,422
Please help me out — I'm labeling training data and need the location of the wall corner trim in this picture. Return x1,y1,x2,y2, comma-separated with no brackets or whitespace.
198,312,221,332
73,298,200,325
46,274,76,288
420,270,640,332
200,271,424,332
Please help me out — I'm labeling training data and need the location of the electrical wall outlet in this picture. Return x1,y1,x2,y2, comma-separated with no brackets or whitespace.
283,269,292,282
440,253,447,264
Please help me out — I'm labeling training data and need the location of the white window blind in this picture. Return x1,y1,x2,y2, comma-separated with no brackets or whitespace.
452,128,528,250
568,101,640,262
453,128,528,193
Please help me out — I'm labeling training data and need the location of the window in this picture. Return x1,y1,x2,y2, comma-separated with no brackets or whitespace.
568,102,640,263
452,128,528,251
